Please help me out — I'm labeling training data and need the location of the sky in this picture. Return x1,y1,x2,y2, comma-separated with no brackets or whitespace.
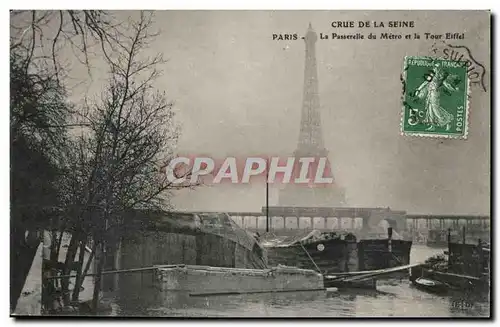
147,11,490,215
17,10,490,215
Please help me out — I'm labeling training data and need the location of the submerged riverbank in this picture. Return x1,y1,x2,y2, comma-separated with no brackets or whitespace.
98,245,489,317
102,278,489,317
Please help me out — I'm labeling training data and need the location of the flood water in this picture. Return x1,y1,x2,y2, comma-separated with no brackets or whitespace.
104,245,490,318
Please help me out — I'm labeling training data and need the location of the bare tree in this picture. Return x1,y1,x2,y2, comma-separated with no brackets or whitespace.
10,49,70,312
58,12,195,312
10,10,119,87
10,10,123,312
11,10,196,313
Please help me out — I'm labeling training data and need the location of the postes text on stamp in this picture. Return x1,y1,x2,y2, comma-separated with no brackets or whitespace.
402,56,469,139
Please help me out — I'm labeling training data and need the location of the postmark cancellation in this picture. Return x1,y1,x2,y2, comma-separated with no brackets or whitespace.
401,56,470,139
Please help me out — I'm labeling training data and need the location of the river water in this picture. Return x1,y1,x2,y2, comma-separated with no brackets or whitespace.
105,245,490,318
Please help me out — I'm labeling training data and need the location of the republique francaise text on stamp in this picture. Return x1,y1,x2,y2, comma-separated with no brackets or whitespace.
401,56,469,139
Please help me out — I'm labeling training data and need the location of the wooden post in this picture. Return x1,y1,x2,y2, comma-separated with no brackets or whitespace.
478,238,484,276
462,225,466,244
113,237,122,291
324,217,327,230
388,227,393,253
265,161,269,233
446,228,452,270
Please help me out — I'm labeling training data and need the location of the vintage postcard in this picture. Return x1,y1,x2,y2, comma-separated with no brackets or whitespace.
10,10,490,318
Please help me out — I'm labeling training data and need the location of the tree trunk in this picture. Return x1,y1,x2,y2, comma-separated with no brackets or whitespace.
49,230,58,263
61,231,81,305
55,231,63,260
10,226,40,313
73,242,96,302
92,242,105,314
71,239,87,302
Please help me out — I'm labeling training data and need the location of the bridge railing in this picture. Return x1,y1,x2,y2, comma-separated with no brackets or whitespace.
226,213,365,232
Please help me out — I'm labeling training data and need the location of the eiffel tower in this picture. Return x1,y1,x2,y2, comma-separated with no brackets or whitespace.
278,24,346,207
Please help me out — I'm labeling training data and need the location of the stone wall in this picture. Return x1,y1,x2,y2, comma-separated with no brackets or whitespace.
103,230,267,293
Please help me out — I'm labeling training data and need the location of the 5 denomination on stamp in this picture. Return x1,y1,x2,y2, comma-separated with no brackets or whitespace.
402,56,469,139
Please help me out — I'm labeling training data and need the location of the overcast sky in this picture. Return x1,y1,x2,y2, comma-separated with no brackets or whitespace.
48,10,491,215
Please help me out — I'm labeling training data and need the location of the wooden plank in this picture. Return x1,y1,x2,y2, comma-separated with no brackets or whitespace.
326,263,424,282
45,264,186,280
426,269,482,281
325,263,423,279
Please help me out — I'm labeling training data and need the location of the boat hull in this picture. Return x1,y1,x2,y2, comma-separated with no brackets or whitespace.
155,265,325,295
410,266,489,295
412,278,448,295
265,237,356,274
264,232,412,275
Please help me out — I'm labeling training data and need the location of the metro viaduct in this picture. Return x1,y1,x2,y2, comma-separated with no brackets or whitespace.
189,209,490,234
406,214,490,230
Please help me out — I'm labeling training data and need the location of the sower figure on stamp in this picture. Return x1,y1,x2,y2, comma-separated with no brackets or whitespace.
412,64,461,131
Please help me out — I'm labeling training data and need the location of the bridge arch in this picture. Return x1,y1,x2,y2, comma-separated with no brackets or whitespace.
363,210,407,233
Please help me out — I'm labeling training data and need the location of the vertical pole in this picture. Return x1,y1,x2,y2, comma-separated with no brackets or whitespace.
387,227,393,268
462,225,466,244
478,238,484,276
266,158,269,233
447,228,452,270
388,227,393,252
414,219,418,241
114,237,122,292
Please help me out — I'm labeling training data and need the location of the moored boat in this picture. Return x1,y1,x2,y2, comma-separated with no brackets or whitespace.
262,229,412,275
155,264,325,296
410,241,490,297
262,230,357,274
412,277,448,294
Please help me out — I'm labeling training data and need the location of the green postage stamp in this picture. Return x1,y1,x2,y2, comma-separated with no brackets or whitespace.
401,56,469,139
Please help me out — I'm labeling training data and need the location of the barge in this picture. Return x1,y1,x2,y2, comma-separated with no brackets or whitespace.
410,238,490,297
154,264,324,296
262,229,412,275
